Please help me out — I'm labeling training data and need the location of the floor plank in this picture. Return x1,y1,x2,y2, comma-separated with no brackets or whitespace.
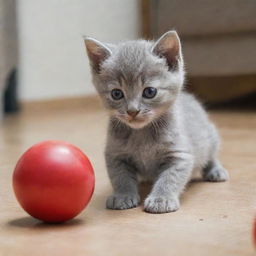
0,102,255,256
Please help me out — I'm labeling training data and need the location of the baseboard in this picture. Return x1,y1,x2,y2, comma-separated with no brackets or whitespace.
21,95,102,113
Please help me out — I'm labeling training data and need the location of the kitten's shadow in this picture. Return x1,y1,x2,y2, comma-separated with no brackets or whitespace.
139,182,153,201
187,178,204,188
139,178,204,201
93,178,205,211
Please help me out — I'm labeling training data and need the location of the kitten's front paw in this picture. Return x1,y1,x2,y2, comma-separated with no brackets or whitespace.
106,193,140,210
144,195,180,214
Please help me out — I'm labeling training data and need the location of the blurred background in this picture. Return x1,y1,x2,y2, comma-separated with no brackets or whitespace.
1,0,256,118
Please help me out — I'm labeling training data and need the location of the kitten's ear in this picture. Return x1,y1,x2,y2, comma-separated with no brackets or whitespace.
83,36,112,73
152,31,182,71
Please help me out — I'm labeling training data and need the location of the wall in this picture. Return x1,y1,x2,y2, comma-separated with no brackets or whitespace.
17,0,140,101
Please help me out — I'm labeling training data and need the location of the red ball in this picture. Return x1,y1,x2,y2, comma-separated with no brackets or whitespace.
254,218,256,247
13,141,95,223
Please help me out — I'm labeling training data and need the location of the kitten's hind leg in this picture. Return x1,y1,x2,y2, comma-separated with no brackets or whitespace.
202,160,229,182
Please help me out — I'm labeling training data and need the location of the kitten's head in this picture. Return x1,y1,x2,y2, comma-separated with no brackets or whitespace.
84,31,184,129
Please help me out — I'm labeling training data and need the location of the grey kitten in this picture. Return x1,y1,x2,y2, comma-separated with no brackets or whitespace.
84,31,229,213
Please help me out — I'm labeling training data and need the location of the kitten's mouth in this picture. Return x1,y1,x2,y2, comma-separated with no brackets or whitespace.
128,118,144,124
115,112,155,129
127,119,147,129
123,115,151,129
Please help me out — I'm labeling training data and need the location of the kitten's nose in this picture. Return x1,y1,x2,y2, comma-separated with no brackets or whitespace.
127,110,140,118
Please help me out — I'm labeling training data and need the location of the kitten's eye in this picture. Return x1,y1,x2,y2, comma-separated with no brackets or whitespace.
142,87,157,99
111,89,124,100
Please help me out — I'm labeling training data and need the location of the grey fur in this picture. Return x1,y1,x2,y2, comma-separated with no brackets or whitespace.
84,31,229,213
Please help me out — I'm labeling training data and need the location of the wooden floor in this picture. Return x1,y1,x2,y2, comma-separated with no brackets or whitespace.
0,98,255,256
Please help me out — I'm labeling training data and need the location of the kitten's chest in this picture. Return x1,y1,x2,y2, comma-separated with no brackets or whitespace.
121,131,170,176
